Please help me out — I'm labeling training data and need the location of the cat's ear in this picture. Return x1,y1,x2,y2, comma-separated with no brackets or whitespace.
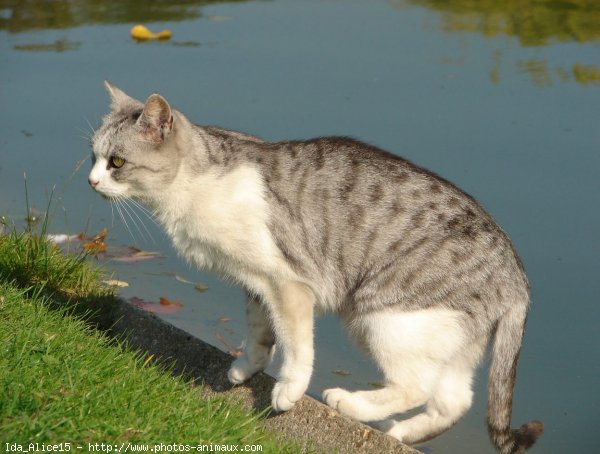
137,94,174,142
104,80,135,111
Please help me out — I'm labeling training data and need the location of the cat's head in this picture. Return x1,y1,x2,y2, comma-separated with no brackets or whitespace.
88,81,182,203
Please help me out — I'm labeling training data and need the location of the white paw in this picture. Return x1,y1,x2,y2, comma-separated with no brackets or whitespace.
323,387,367,420
227,356,253,385
271,380,307,412
323,387,352,411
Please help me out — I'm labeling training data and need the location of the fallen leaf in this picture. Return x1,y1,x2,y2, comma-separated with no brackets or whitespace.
174,275,194,285
112,249,161,263
46,233,80,244
171,274,209,291
82,228,108,254
127,296,182,314
102,279,129,288
131,24,172,41
143,354,155,367
332,369,351,376
214,332,242,358
194,283,209,292
159,296,181,306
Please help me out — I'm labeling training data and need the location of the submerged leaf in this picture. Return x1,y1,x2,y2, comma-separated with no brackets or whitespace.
112,248,161,263
159,296,181,307
128,296,182,314
332,369,351,376
214,332,242,358
173,274,209,291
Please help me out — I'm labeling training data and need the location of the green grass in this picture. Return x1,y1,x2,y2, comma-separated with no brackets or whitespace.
0,232,103,299
0,232,301,450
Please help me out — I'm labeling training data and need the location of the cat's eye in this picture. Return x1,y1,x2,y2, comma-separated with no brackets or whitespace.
110,156,126,168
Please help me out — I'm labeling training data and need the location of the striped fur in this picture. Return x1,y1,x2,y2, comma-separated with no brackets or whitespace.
89,82,542,451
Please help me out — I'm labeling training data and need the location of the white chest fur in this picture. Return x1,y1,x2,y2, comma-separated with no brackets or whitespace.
156,164,292,294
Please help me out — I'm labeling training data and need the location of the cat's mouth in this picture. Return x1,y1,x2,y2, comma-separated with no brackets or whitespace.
91,186,128,200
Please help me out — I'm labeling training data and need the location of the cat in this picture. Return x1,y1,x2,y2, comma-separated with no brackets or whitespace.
89,81,543,453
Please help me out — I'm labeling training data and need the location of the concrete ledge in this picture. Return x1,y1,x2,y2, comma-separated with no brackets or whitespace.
95,299,420,453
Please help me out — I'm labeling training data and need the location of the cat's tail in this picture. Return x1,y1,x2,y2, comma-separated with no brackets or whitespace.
487,303,543,454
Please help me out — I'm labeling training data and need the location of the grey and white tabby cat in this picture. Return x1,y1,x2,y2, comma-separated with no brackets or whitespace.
89,82,543,453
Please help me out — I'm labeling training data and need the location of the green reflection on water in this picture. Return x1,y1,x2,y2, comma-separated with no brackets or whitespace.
395,0,600,87
0,0,245,33
397,0,600,46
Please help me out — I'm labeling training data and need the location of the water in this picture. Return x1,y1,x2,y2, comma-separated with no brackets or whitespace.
1,1,599,452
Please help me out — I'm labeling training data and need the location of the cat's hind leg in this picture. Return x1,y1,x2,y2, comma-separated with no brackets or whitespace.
324,309,469,423
323,385,429,422
228,293,275,384
375,336,486,445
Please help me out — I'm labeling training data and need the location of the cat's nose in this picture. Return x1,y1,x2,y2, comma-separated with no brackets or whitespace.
88,177,99,188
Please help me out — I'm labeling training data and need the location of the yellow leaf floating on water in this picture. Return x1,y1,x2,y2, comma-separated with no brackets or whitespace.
131,24,172,41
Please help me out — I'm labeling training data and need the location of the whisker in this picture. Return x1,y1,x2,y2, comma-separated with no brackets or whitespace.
128,198,159,227
123,198,155,243
109,198,116,228
118,198,145,242
84,116,96,135
114,199,136,243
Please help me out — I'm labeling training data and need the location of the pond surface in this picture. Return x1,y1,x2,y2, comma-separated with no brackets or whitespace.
1,1,599,452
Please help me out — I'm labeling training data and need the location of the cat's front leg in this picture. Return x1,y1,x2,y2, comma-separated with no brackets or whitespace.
228,293,275,384
268,281,315,412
